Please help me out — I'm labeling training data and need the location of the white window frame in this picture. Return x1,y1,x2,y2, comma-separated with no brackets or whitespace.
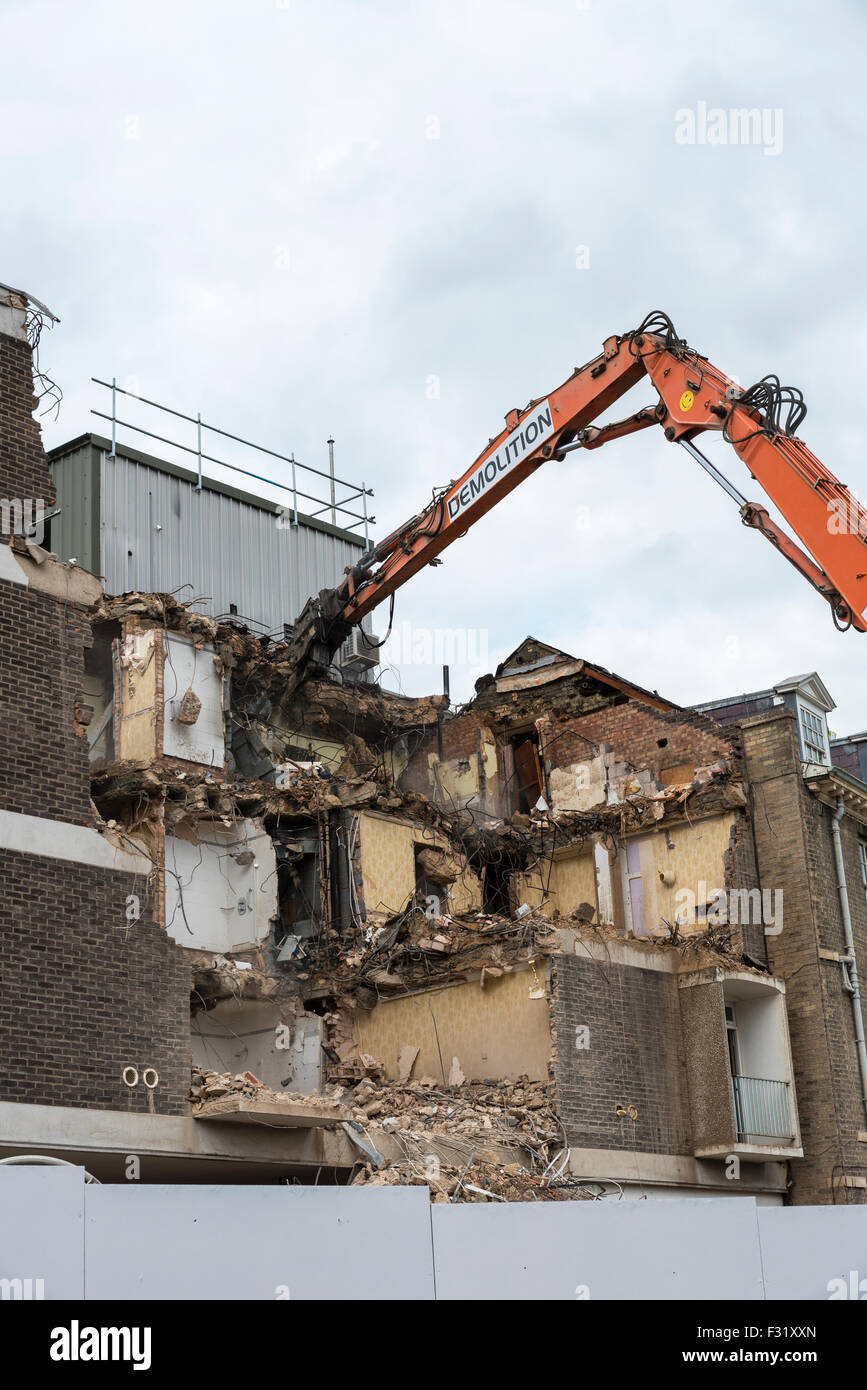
797,699,830,766
725,1005,742,1078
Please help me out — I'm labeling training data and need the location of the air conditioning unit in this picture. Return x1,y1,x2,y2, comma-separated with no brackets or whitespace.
337,627,380,673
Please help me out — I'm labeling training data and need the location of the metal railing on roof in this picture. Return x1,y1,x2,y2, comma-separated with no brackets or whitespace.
91,377,374,543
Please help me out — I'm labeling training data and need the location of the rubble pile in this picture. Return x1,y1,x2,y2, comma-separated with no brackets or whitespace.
190,955,281,1012
554,907,759,971
346,1074,576,1202
321,904,550,1000
352,1155,584,1203
85,591,775,1203
321,898,749,1004
498,773,746,851
91,735,459,851
297,893,757,1027
351,1074,556,1139
189,1067,346,1115
188,1065,580,1202
88,591,465,850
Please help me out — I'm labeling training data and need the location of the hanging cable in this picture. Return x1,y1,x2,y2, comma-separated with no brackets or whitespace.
357,592,395,648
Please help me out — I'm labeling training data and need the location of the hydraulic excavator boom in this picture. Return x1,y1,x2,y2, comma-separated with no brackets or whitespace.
287,311,867,685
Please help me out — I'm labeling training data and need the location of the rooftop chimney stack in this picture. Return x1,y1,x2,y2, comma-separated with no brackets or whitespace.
0,282,58,509
0,286,28,342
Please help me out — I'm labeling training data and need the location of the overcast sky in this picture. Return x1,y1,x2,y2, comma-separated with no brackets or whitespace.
4,0,866,730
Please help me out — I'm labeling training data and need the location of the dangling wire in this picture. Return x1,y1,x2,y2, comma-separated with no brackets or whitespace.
357,592,395,648
25,305,63,419
832,603,853,632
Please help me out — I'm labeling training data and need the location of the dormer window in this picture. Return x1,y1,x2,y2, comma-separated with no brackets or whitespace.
770,673,835,769
798,701,830,766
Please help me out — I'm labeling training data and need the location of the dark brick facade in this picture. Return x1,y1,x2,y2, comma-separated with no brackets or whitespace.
0,322,191,1117
0,849,190,1115
551,954,692,1155
0,579,95,823
0,329,56,508
723,807,768,966
740,708,867,1203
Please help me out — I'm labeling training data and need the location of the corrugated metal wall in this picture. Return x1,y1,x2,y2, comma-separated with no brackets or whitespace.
55,444,367,635
50,443,101,576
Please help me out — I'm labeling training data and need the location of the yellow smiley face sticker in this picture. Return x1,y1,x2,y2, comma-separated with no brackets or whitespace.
679,389,695,412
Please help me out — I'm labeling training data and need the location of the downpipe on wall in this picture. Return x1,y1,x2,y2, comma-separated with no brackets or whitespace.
831,798,867,1125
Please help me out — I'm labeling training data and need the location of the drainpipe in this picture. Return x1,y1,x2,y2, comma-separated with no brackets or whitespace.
831,798,867,1124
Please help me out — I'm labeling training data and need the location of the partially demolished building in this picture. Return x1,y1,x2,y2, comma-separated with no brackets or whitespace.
2,288,866,1207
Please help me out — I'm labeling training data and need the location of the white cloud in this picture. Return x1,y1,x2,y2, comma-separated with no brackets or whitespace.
3,0,865,728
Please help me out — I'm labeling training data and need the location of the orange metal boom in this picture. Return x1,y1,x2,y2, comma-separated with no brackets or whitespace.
313,311,867,659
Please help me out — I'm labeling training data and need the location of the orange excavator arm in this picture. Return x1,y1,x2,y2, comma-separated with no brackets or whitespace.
288,311,867,682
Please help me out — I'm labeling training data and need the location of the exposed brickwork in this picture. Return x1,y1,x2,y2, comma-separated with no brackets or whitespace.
0,329,56,508
551,955,692,1155
537,701,736,783
741,707,867,1204
0,579,94,823
403,679,741,804
0,322,192,1119
0,848,190,1114
724,808,768,966
430,713,488,765
0,328,94,825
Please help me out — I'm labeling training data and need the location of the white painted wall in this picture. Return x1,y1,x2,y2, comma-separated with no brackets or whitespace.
164,820,277,951
189,1004,323,1093
736,992,790,1083
191,1000,289,1088
289,1015,324,1093
593,840,614,924
163,635,225,767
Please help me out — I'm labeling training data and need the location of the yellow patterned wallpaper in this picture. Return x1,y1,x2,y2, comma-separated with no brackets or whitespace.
354,968,550,1082
357,811,481,923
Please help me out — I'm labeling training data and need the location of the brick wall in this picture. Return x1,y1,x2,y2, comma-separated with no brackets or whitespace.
0,329,56,507
400,710,483,795
551,954,692,1155
0,849,190,1115
0,580,95,822
0,322,192,1118
742,708,867,1203
538,702,735,783
403,692,739,806
724,808,768,965
797,796,867,1198
0,326,94,824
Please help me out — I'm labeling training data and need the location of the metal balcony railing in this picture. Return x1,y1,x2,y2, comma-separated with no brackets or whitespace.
731,1074,794,1143
91,378,374,541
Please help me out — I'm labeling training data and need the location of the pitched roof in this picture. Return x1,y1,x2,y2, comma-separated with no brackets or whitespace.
492,637,677,711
